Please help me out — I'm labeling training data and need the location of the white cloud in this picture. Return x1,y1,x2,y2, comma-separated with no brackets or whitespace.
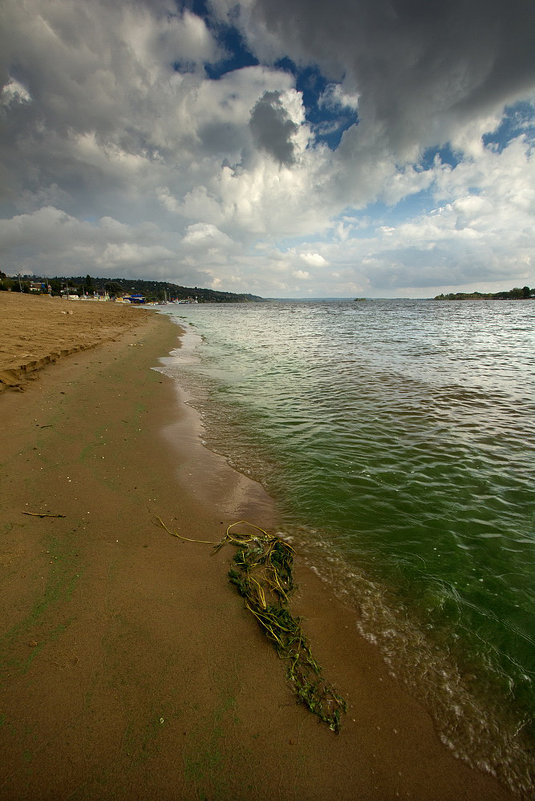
0,77,31,106
0,0,534,296
97,242,175,269
296,134,535,296
300,252,327,267
182,222,235,250
319,83,359,111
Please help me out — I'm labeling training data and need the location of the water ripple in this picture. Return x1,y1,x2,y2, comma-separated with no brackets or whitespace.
163,299,535,795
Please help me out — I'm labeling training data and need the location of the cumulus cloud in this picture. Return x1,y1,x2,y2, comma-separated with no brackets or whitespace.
300,252,327,267
223,0,535,151
284,134,535,296
0,77,32,107
182,222,235,251
318,83,359,112
249,90,300,165
0,0,534,296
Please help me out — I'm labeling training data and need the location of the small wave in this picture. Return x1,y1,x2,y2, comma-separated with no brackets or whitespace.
162,299,535,797
283,525,535,798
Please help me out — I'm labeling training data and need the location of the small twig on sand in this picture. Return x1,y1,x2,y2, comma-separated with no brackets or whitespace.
154,515,218,545
22,511,66,518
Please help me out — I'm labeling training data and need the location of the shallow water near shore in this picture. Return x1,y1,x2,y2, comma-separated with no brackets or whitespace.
158,298,535,794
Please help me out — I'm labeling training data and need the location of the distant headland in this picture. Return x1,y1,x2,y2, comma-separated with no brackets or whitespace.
0,272,263,304
434,286,534,300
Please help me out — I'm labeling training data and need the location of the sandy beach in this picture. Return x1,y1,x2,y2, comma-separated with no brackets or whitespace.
0,293,145,392
0,292,517,800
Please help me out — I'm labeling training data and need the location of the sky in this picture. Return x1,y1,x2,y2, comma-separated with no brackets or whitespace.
1,0,534,298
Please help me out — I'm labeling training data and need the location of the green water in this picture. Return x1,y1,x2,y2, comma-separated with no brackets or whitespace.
161,299,535,794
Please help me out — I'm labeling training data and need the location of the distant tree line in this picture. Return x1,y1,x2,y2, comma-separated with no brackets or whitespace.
434,286,534,300
0,272,263,303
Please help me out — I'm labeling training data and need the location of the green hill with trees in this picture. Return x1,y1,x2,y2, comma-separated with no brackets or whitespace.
0,273,263,303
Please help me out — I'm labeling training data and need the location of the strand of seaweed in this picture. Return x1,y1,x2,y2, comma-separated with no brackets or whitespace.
156,517,347,733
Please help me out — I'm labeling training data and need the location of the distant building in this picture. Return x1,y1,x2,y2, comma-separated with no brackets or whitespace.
61,287,80,300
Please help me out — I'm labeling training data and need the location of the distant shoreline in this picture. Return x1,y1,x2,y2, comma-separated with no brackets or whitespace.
434,286,534,300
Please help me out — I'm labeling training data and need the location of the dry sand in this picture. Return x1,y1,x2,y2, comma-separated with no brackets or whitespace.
0,292,517,800
0,292,143,392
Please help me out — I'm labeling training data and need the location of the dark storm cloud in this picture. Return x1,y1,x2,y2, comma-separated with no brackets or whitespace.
249,90,299,164
239,0,535,155
1,0,534,296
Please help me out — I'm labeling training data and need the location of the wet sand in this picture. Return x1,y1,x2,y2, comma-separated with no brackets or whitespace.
0,293,516,800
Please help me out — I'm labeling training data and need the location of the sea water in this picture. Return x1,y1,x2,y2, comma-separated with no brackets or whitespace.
158,299,535,794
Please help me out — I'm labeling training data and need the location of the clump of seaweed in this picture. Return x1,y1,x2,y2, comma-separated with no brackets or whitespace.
156,516,347,732
216,521,347,733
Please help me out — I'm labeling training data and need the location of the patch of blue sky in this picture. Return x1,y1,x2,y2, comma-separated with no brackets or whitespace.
173,0,258,76
482,101,535,152
275,59,328,112
420,143,460,170
311,111,359,150
266,189,440,255
204,22,259,78
272,230,331,250
329,191,438,236
275,58,359,149
174,6,359,147
383,188,437,219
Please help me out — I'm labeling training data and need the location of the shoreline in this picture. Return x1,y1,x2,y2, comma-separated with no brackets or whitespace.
0,294,517,799
157,309,535,798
